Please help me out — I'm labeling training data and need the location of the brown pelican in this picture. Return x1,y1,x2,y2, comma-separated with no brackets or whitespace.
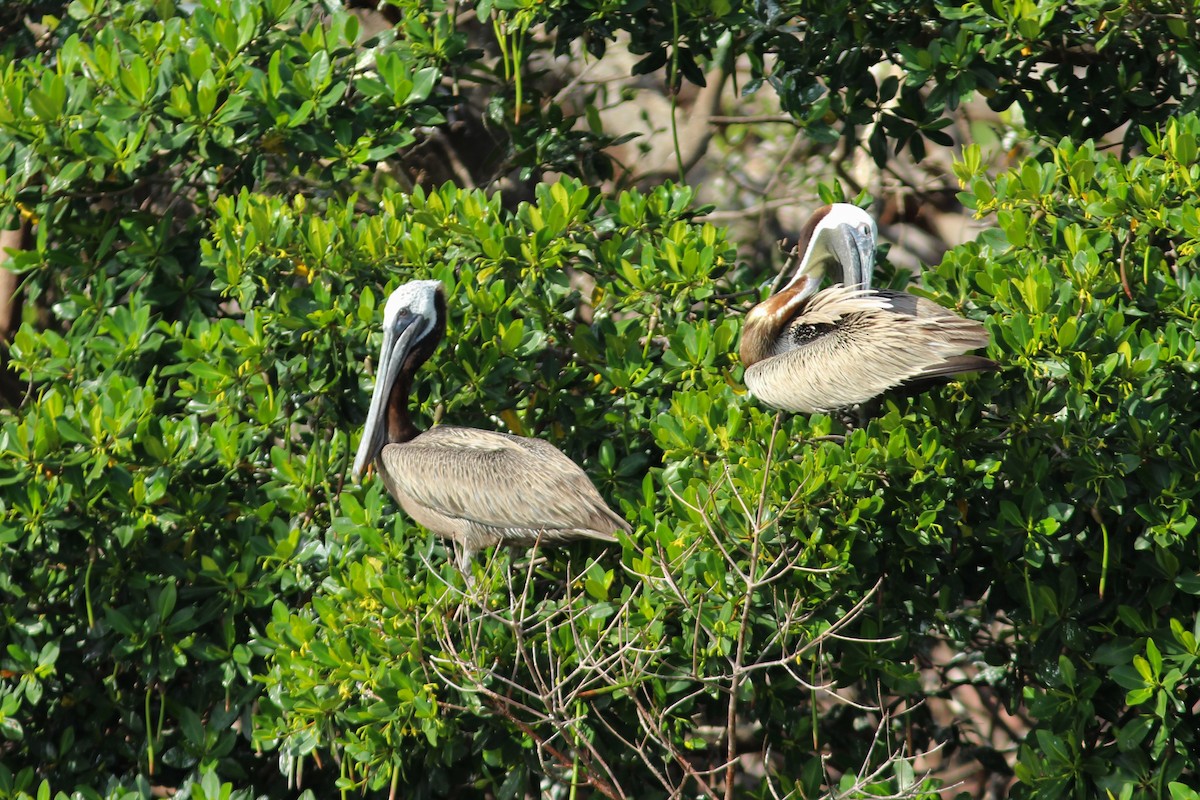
740,203,996,413
352,279,630,575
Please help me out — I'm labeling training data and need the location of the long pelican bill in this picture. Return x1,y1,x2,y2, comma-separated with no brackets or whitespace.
782,204,878,293
352,312,423,480
825,222,875,290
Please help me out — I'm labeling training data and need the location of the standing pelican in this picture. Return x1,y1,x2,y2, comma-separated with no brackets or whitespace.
740,203,996,413
352,280,630,574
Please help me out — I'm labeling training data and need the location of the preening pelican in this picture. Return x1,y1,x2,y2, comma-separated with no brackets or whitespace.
352,280,630,574
740,203,996,413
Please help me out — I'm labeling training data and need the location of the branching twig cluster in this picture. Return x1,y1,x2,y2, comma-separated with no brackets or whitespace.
425,420,944,798
427,552,664,799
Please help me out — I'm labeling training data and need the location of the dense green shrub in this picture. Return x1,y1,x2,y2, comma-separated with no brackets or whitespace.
0,0,457,794
3,0,1200,797
947,116,1200,796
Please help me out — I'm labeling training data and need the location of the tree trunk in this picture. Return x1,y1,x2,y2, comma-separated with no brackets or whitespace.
0,221,28,405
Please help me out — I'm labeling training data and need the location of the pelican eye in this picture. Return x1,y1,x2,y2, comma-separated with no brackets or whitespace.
391,308,419,329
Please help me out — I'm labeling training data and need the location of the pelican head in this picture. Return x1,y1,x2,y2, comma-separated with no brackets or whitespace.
782,203,878,297
352,279,445,480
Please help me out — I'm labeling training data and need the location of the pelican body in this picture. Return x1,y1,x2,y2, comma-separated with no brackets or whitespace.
352,280,629,574
740,204,996,413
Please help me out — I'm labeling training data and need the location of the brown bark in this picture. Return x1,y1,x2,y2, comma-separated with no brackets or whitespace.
0,221,29,406
0,223,25,340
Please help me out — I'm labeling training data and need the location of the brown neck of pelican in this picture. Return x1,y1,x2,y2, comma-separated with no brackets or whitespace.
786,204,834,280
385,364,420,444
740,285,812,367
385,291,447,445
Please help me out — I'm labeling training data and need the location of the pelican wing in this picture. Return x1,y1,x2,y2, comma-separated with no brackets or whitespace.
823,291,992,388
871,291,993,378
377,426,629,539
747,286,994,413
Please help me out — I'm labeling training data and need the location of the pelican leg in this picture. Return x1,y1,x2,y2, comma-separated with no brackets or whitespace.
453,542,477,585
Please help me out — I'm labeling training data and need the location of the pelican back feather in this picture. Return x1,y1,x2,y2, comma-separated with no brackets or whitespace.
744,285,995,413
376,426,629,562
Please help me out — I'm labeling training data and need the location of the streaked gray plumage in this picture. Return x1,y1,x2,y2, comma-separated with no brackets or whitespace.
376,427,627,569
352,280,629,574
741,204,996,413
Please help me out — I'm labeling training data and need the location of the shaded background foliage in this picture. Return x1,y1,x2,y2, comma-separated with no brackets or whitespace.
543,0,1199,157
1,0,1199,798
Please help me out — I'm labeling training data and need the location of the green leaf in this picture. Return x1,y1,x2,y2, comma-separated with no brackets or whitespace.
0,716,25,742
156,583,178,622
1169,782,1200,800
407,67,438,105
120,55,151,101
